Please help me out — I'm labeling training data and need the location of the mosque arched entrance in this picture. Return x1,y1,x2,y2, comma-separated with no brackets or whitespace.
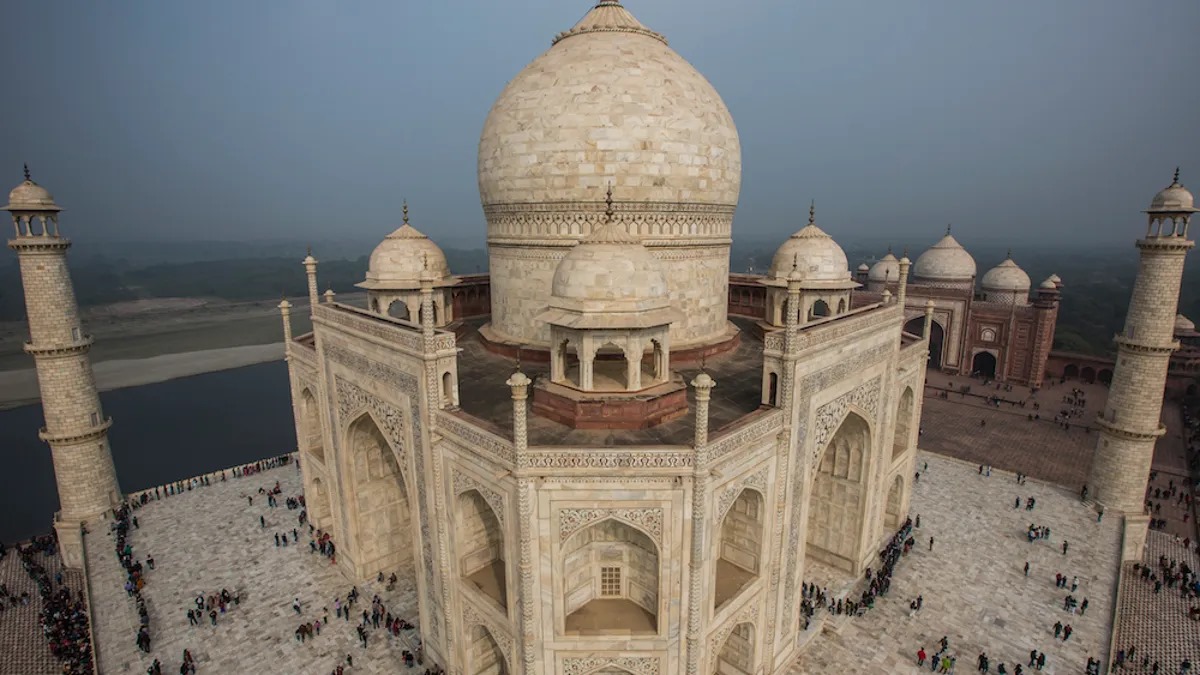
883,474,904,531
903,316,943,369
892,387,914,461
972,351,997,379
1081,366,1096,384
345,413,414,579
806,412,871,573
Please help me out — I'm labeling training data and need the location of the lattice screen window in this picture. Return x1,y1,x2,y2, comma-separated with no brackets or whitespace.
600,567,621,596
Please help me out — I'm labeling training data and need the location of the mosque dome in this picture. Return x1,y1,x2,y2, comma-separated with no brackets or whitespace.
1039,278,1058,290
4,167,60,212
1176,314,1195,333
981,256,1031,293
363,205,451,288
856,263,870,273
1149,169,1197,213
913,231,976,283
478,0,741,211
868,252,900,283
767,205,851,285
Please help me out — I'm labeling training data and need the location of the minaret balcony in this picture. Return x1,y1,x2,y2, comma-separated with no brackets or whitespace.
7,236,71,252
24,334,94,356
1112,334,1177,354
39,417,113,444
1094,413,1164,442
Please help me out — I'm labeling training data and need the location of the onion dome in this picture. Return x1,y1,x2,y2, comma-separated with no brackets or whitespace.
361,202,451,289
478,0,741,211
1176,314,1196,333
868,250,900,282
1149,168,1198,213
1048,273,1062,285
856,263,870,273
542,188,681,329
980,254,1031,293
4,165,61,212
1039,277,1058,290
767,203,852,286
913,227,976,283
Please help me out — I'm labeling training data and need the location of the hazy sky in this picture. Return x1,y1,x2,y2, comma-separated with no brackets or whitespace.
1,0,1197,250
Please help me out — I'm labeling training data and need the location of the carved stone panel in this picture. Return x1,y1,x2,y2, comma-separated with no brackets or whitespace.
558,507,664,545
561,656,660,675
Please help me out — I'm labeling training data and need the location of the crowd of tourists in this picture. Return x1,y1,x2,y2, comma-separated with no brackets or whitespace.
13,534,95,674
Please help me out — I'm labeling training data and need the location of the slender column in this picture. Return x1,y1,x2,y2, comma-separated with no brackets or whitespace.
779,268,802,408
1090,171,1195,561
278,299,293,346
6,172,121,569
302,249,319,312
685,372,715,675
923,299,935,339
506,372,536,672
897,254,911,307
323,288,336,304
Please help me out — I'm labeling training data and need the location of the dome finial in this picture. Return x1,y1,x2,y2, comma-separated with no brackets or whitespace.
902,246,908,258
946,223,952,235
402,199,409,226
886,243,892,254
605,182,614,222
808,200,815,226
306,245,312,257
1175,167,1181,185
22,164,31,182
1006,248,1012,259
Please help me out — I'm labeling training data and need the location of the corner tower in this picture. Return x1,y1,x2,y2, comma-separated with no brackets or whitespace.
1090,168,1196,560
5,167,122,568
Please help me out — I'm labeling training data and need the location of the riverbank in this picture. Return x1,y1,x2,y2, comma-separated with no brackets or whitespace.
0,292,367,409
0,343,285,410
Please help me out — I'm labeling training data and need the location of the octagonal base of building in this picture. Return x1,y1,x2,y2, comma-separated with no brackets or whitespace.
531,376,690,429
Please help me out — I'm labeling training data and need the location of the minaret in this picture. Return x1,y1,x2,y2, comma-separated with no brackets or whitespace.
5,167,121,568
1090,169,1196,561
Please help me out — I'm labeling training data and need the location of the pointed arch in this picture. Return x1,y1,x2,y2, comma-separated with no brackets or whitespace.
892,387,914,461
808,299,831,320
467,624,507,675
344,412,413,578
458,489,507,610
717,622,756,675
806,411,871,572
387,298,411,321
715,488,765,609
308,475,333,531
300,388,324,464
562,517,659,634
884,474,905,531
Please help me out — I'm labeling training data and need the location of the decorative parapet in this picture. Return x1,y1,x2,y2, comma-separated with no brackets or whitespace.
707,410,784,464
438,410,515,468
314,303,457,355
792,303,900,353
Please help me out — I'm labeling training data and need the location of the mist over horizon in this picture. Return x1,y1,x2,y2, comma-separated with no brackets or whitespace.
0,0,1197,249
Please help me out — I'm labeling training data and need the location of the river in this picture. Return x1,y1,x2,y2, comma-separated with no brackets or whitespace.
0,360,296,543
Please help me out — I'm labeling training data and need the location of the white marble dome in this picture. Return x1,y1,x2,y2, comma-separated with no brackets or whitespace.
768,208,851,285
913,232,976,282
1176,314,1195,333
868,252,900,282
478,0,741,209
1039,277,1058,290
1150,170,1197,212
5,176,60,211
981,257,1031,293
364,210,450,288
551,231,669,308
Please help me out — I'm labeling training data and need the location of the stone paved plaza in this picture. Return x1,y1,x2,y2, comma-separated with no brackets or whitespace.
0,548,86,675
920,371,1110,488
1113,531,1200,674
85,463,423,675
792,451,1121,674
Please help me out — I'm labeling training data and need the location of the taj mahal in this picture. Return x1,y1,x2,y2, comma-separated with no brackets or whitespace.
5,1,1197,674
